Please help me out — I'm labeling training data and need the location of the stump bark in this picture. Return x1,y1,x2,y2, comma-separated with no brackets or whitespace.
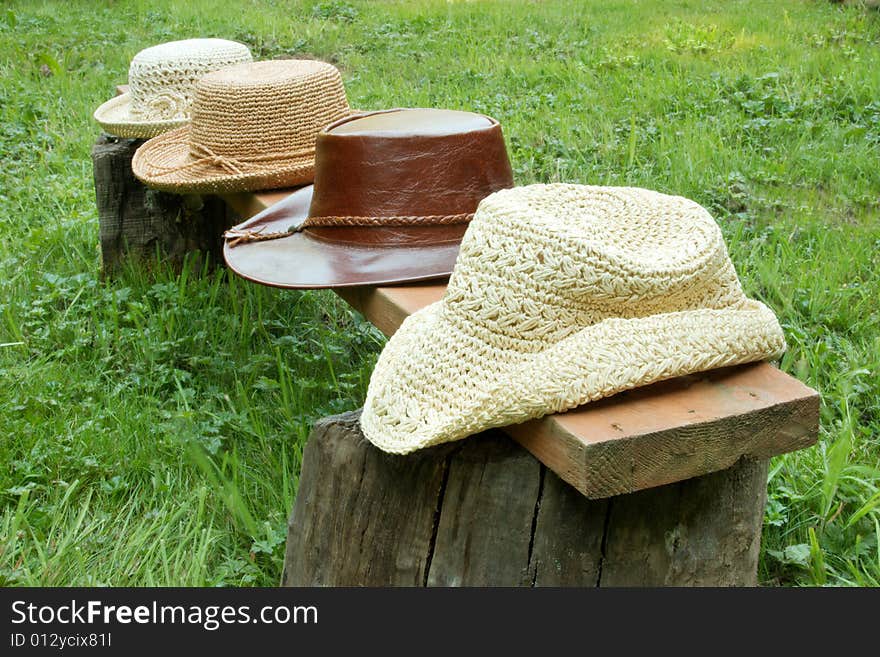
91,134,235,273
282,410,769,587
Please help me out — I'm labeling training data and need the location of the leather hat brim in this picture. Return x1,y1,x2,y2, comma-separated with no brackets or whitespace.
222,185,461,288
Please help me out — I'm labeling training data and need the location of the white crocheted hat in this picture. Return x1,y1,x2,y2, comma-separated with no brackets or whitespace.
361,184,787,454
94,38,253,139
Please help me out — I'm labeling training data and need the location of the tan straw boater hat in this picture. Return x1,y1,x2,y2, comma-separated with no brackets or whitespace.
360,184,787,454
93,38,253,138
132,59,351,193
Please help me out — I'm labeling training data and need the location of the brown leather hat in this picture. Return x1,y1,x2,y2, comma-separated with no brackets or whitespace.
222,108,514,288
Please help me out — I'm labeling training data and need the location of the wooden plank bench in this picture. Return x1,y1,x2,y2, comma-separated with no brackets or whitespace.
222,189,820,587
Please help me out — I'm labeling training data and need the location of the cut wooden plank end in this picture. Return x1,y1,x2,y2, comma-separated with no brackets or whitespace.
507,362,819,498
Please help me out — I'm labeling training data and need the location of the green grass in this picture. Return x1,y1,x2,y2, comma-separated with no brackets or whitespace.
0,0,878,586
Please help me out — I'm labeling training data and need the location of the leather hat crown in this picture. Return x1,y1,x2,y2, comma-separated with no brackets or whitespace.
223,108,515,288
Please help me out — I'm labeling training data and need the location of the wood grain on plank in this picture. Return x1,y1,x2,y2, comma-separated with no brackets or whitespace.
336,284,446,337
244,189,820,499
507,362,818,497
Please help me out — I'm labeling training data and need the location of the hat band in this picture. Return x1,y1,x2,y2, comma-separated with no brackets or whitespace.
224,212,473,247
147,143,314,178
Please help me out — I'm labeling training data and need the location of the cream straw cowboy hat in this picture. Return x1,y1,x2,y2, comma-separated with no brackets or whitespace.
360,184,787,454
93,38,253,139
132,59,351,193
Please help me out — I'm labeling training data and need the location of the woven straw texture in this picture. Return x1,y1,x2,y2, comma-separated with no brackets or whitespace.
360,183,787,454
132,59,351,193
93,38,253,138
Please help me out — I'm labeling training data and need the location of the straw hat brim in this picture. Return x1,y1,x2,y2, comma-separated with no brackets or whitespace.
93,93,188,139
222,185,461,288
360,298,786,454
131,126,315,194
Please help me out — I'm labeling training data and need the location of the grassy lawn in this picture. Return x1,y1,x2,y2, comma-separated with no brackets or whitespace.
0,0,878,586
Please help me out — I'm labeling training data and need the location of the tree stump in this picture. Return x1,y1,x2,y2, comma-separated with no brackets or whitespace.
282,410,769,587
91,134,235,273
